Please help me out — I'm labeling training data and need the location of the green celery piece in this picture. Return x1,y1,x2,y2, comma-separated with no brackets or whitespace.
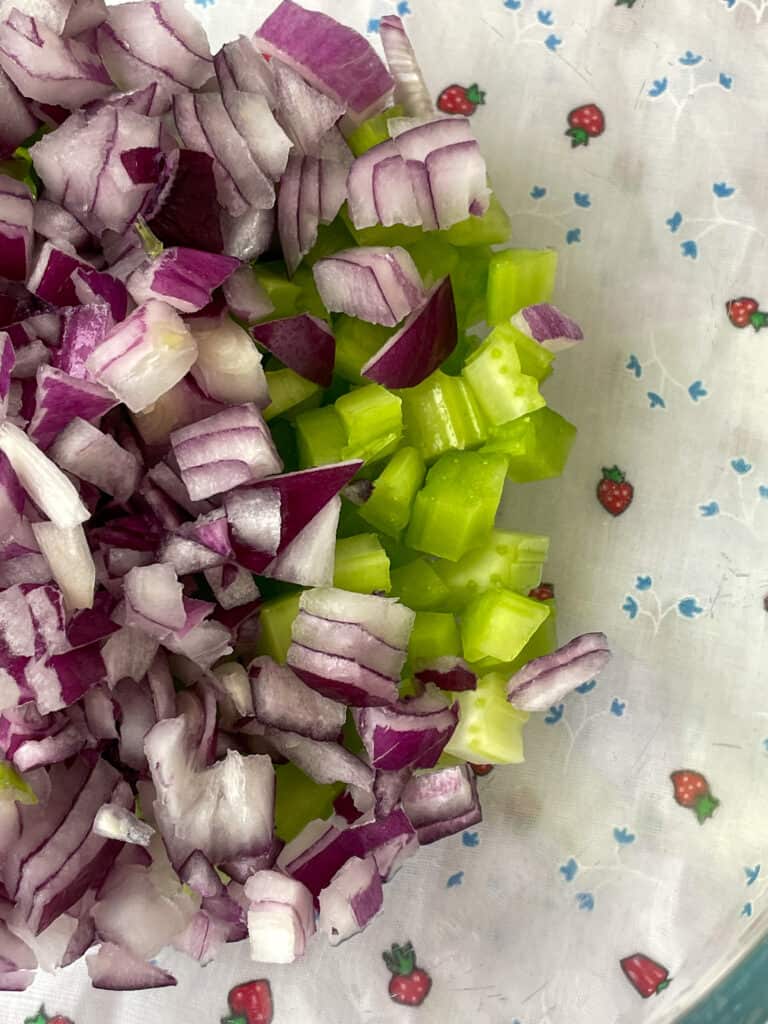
336,500,372,539
342,710,364,753
295,405,346,468
0,761,37,804
303,218,356,267
432,528,550,610
378,533,419,569
263,368,322,422
463,329,545,427
268,418,299,472
274,762,344,842
451,247,492,330
333,533,391,593
481,407,577,482
461,588,550,664
505,324,555,382
407,236,459,287
336,384,402,464
486,248,558,325
345,105,405,155
400,370,487,463
408,611,461,662
389,558,450,610
252,263,301,319
292,265,328,319
506,604,558,673
341,208,425,248
444,672,529,764
440,331,480,376
406,451,507,561
333,315,393,383
255,592,302,664
438,193,512,247
358,446,425,538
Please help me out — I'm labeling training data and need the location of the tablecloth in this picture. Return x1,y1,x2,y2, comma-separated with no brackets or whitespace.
6,1,768,1021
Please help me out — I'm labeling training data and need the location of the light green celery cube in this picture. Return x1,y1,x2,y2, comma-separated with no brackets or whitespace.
481,407,577,482
463,329,545,426
295,405,346,467
333,534,391,594
255,592,302,664
444,672,529,764
400,370,487,463
359,447,425,538
408,611,461,662
461,589,550,664
389,558,450,610
263,369,322,422
336,384,403,464
486,248,558,325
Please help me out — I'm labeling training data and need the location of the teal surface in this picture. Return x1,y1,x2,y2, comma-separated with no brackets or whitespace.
679,937,768,1024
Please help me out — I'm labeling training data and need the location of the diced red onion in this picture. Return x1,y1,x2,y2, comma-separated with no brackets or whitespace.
127,247,239,314
131,374,223,448
361,277,457,388
171,403,281,502
379,16,433,119
0,175,33,283
53,306,114,381
347,141,420,230
286,645,399,708
272,58,344,155
83,685,118,739
48,417,141,501
276,152,301,275
401,764,481,844
223,485,281,572
354,690,458,771
221,87,291,181
299,587,415,651
255,0,393,122
86,299,198,413
72,267,130,322
247,656,346,741
0,65,36,159
123,563,186,639
313,247,425,326
507,632,611,712
0,9,113,109
212,660,253,719
214,35,276,108
28,366,117,451
425,139,490,229
33,199,89,251
31,522,95,611
414,656,477,692
277,154,346,271
26,242,92,307
252,314,334,389
221,204,274,262
87,942,177,990
96,0,212,116
291,609,406,681
0,420,89,528
0,332,13,417
244,869,314,963
317,854,382,945
297,155,319,260
510,302,584,353
372,767,411,819
147,149,224,254
220,267,274,326
101,625,158,686
93,803,154,846
63,0,107,36
261,494,339,587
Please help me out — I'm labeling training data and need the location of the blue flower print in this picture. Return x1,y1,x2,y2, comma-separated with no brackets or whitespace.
742,902,753,918
462,831,480,848
647,391,666,409
537,9,553,24
699,501,720,518
566,228,581,244
446,871,464,887
713,182,735,198
573,192,591,208
544,33,562,50
504,0,522,8
559,858,578,882
614,827,636,845
626,354,642,378
678,51,703,66
396,1,411,13
648,78,668,97
681,240,698,259
575,892,595,911
678,597,703,618
635,575,652,591
731,457,752,475
530,185,547,199
759,486,768,500
745,865,761,886
544,704,564,725
575,679,597,694
719,73,733,90
367,17,380,32
610,698,626,717
622,595,639,620
688,380,708,402
666,211,682,232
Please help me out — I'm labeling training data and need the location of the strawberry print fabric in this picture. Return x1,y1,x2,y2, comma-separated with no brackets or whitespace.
7,1,768,1022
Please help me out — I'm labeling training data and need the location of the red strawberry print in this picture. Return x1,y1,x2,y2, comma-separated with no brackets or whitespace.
726,296,768,331
597,466,634,516
437,83,486,116
470,762,495,776
24,1011,74,1024
620,953,671,998
670,770,719,824
384,941,432,1007
528,582,555,602
223,980,274,1024
566,104,605,147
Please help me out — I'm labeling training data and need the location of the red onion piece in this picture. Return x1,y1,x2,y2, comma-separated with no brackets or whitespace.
255,0,393,122
96,0,212,115
123,563,186,639
291,610,406,680
298,587,415,651
87,942,177,990
93,802,154,846
361,277,457,388
26,243,92,307
414,656,477,692
354,690,458,771
372,766,411,819
220,266,274,326
252,313,335,388
402,764,481,844
205,565,259,612
506,632,611,712
72,267,130,322
379,16,433,119
214,35,275,108
510,302,584,353
248,656,346,741
0,65,36,159
0,9,113,108
148,149,223,254
261,494,339,587
53,306,115,380
272,58,344,155
126,247,239,314
33,199,89,252
221,204,274,262
318,854,382,945
425,139,490,229
286,644,400,708
48,417,141,501
28,366,118,450
244,869,315,963
277,152,302,275
0,175,33,283
0,332,13,416
86,299,198,413
170,403,282,502
63,0,107,36
31,522,95,611
221,87,291,181
313,246,425,326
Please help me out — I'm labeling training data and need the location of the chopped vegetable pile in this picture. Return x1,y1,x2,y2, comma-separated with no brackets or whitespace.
0,0,610,991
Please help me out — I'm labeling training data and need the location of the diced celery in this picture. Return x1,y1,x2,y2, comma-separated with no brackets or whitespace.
432,529,550,610
255,592,302,664
407,237,459,287
252,263,302,319
439,193,511,247
292,265,328,319
336,384,402,464
389,558,450,610
295,406,346,468
345,105,405,156
506,604,558,674
268,418,300,473
333,315,393,383
486,248,558,325
408,611,461,662
406,451,507,561
274,762,344,842
378,533,420,569
341,210,424,248
443,672,529,764
461,589,550,664
333,533,391,593
359,446,425,538
336,500,372,539
481,407,577,482
303,219,356,267
450,246,492,329
505,324,554,382
0,761,37,804
463,328,545,426
263,368,322,422
400,370,487,463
